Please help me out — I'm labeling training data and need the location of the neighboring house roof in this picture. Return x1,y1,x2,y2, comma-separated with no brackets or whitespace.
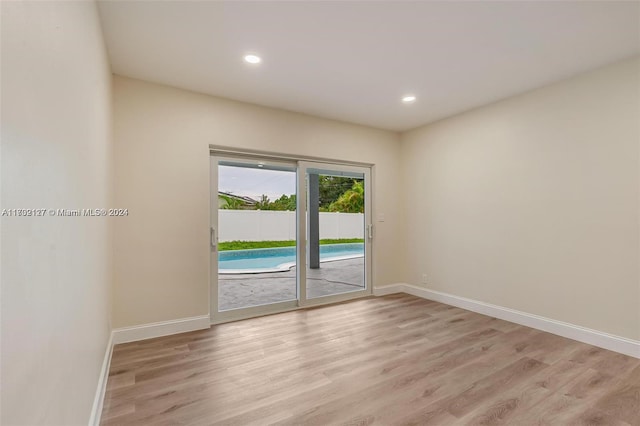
218,191,257,205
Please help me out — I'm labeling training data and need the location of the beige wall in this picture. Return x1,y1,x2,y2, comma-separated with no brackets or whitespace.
1,4,637,422
401,57,640,340
112,76,402,328
1,1,113,425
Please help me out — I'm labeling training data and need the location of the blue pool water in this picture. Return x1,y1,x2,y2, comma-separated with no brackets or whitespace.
219,243,363,273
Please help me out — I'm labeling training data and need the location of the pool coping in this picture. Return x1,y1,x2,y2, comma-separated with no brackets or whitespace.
218,254,364,275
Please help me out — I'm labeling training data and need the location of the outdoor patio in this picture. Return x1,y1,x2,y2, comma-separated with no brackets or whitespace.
218,257,365,311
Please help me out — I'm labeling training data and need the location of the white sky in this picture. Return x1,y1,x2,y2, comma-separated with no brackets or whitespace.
219,165,296,201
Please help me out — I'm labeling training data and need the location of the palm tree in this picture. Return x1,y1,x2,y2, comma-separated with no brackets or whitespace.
328,181,364,213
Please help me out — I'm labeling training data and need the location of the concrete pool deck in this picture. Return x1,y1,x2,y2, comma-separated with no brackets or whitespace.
218,257,365,311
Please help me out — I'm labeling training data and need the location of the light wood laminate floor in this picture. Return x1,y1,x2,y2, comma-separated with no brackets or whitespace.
101,294,640,425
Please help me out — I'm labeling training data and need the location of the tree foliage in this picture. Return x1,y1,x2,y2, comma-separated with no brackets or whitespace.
225,177,364,213
318,176,355,209
328,180,364,213
219,195,246,210
256,194,297,211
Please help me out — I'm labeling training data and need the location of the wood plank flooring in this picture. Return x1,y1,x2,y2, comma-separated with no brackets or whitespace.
101,294,640,425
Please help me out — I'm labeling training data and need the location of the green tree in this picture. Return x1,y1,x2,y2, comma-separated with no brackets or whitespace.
270,194,297,211
219,195,245,210
255,194,271,210
328,180,364,213
318,176,355,209
255,194,296,211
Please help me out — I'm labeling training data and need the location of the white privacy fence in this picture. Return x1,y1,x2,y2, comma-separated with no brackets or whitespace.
218,210,364,242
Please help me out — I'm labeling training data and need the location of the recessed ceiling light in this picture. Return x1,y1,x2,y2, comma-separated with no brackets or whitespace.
402,95,417,103
244,54,262,64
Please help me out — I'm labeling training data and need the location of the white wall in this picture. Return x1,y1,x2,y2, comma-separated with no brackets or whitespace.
0,1,113,424
218,210,364,242
113,76,402,328
401,57,640,340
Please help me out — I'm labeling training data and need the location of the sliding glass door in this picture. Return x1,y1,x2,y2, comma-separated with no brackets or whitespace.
300,162,370,305
210,155,371,323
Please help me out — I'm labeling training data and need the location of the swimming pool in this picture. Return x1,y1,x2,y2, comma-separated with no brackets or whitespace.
218,243,364,274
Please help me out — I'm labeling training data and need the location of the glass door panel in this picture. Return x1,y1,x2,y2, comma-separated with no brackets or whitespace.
211,157,298,318
304,165,369,301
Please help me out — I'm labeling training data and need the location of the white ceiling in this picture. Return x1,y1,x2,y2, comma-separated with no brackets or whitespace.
97,1,640,132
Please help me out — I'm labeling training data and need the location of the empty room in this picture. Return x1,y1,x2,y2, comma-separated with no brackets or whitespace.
2,0,640,425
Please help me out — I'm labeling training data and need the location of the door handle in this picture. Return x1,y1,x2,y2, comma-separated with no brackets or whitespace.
210,227,217,251
367,224,373,240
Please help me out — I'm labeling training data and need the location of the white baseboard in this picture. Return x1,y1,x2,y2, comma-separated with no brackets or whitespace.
88,331,114,426
377,283,640,359
112,315,211,345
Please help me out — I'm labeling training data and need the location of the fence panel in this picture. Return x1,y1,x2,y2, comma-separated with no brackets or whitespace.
218,210,364,242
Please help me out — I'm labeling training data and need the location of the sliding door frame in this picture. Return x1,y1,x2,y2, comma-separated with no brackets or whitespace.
210,149,373,324
297,161,372,308
210,155,300,324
